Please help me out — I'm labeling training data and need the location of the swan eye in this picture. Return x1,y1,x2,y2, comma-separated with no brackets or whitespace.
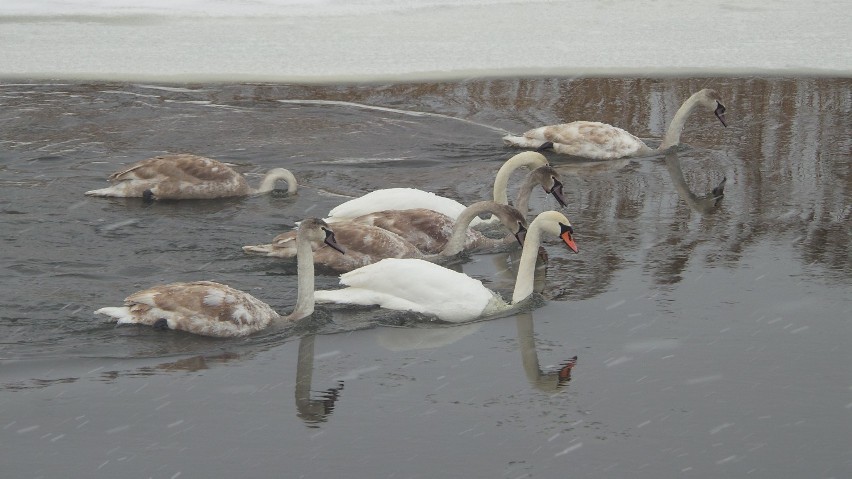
715,102,726,115
559,223,574,235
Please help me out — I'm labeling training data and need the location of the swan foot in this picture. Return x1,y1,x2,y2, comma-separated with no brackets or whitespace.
535,141,555,152
142,189,155,204
557,355,578,386
153,318,169,331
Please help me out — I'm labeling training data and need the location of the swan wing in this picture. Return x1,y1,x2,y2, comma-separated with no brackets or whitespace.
93,154,247,198
326,188,473,223
96,281,278,337
350,208,472,254
317,258,501,322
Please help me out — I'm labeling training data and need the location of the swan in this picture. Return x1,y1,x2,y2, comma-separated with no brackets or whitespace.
314,211,579,322
243,201,527,273
94,218,344,337
85,153,298,200
503,89,728,160
323,151,554,228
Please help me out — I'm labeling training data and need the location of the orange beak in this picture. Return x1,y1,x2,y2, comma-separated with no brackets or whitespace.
561,231,578,253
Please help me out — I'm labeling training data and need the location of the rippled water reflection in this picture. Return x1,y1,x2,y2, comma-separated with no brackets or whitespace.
1,77,849,478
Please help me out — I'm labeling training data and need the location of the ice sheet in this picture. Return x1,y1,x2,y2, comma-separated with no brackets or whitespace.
1,0,850,81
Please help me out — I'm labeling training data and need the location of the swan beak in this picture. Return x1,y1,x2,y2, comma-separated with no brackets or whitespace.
514,224,527,246
561,232,579,253
714,103,728,127
323,229,346,254
546,178,568,207
559,223,578,253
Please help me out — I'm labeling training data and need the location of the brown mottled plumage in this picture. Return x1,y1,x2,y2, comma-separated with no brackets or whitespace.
95,219,343,337
86,154,297,199
503,89,727,160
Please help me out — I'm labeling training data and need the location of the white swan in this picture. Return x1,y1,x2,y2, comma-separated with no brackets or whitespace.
503,89,728,160
85,153,298,200
323,151,553,228
314,211,579,322
243,201,527,273
94,219,344,337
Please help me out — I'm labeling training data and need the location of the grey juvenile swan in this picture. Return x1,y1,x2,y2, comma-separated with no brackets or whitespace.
85,153,297,200
94,219,343,337
503,89,728,160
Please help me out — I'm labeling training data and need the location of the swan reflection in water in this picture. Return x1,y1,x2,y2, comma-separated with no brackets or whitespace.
663,149,726,214
294,335,345,426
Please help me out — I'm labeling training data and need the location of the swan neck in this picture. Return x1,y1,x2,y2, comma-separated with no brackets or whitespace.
286,227,316,320
255,169,298,194
492,152,543,204
440,202,490,256
659,92,702,151
514,173,539,216
512,219,544,304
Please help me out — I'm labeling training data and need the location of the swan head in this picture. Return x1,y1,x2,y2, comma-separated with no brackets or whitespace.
493,204,529,247
532,211,579,253
299,218,346,254
531,166,567,207
698,89,727,127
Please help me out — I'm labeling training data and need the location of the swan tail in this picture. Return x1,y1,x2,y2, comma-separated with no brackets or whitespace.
85,186,122,197
502,134,546,150
242,244,278,256
94,306,137,324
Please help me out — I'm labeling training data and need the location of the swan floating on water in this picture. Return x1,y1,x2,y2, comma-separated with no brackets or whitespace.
243,201,527,273
85,153,297,200
323,151,555,229
94,219,343,337
314,211,578,322
503,89,728,160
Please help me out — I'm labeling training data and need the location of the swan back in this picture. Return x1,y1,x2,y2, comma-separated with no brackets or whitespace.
244,221,420,273
85,154,251,199
96,281,281,337
319,258,505,322
325,188,468,223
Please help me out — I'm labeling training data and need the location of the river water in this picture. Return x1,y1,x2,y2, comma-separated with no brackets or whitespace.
1,77,850,478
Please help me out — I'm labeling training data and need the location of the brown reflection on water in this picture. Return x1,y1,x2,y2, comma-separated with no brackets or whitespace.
263,77,849,291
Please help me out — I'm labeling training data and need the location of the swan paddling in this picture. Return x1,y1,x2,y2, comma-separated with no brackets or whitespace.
314,211,578,322
95,219,343,337
323,151,552,228
85,153,297,200
243,201,527,273
503,89,727,160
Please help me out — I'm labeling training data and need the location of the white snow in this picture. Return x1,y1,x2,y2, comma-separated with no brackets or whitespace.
1,0,849,81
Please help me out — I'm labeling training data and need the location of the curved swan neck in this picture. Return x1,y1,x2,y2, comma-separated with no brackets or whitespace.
659,91,704,151
514,171,541,216
440,202,497,256
285,226,316,320
491,152,548,204
255,168,298,194
512,217,546,304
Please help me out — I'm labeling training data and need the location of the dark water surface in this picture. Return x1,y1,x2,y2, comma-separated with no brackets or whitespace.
1,78,850,478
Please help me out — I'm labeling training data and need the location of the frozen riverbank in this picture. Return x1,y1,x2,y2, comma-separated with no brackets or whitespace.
1,0,850,81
